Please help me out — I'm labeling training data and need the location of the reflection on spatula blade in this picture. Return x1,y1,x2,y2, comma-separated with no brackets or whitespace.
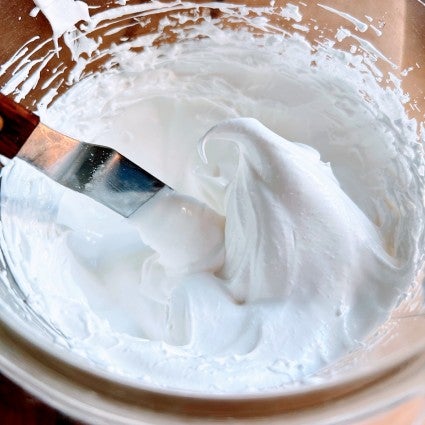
0,93,165,217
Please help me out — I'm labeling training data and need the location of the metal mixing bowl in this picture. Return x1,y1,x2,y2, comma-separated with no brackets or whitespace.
0,1,424,423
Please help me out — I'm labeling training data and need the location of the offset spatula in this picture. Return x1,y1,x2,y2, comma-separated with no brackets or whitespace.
0,93,165,217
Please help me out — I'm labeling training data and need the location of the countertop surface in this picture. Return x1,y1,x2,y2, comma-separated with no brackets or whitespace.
0,373,81,425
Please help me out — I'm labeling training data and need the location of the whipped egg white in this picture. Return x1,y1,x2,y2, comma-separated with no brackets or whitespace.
0,18,423,394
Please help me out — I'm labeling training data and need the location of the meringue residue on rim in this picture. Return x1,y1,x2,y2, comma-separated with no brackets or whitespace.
0,2,424,394
33,0,90,50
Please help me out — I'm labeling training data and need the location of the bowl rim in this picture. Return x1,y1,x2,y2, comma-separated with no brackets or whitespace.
0,280,424,417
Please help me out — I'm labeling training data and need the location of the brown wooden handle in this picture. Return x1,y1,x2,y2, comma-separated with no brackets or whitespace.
0,93,40,158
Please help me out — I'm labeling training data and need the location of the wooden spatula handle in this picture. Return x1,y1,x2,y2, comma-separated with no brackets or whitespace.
0,93,40,159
